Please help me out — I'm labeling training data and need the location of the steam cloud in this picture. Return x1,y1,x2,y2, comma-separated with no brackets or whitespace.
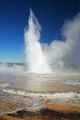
25,9,80,73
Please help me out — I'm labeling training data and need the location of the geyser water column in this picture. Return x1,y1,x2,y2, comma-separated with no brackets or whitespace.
24,9,51,73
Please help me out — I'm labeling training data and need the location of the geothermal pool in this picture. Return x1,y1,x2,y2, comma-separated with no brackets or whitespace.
0,71,80,93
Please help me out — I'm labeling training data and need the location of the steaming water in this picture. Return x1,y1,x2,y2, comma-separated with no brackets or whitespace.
24,9,51,73
0,69,80,92
0,71,80,92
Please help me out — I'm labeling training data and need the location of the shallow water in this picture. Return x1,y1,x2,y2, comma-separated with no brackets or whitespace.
0,71,80,93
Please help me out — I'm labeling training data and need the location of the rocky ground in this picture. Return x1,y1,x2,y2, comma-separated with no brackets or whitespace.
0,100,80,120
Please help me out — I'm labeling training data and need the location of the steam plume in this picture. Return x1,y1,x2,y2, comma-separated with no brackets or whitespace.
25,9,80,73
24,9,51,73
43,13,80,72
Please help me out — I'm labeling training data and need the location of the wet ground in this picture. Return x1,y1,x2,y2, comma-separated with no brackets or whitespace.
0,72,80,119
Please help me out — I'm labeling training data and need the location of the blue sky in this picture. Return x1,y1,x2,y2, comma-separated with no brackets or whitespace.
0,0,80,63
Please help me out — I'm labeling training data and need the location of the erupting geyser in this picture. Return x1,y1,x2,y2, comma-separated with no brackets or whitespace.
25,9,80,74
24,9,51,73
